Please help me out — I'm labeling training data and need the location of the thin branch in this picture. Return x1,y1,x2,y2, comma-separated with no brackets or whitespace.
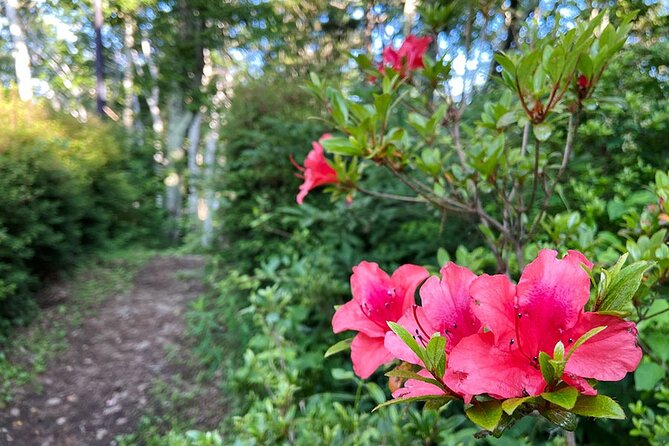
528,111,579,238
355,186,424,203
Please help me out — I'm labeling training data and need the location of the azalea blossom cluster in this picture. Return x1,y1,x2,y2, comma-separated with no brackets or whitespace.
332,250,642,404
293,35,433,205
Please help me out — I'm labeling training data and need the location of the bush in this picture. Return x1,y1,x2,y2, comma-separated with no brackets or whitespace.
0,93,164,335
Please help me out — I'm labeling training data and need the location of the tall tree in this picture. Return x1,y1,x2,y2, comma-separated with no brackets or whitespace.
94,0,106,116
4,0,33,101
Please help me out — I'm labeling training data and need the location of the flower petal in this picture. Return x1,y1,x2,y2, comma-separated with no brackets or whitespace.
516,249,593,356
563,312,642,381
392,369,446,399
296,136,338,204
562,373,597,396
469,274,517,349
420,263,480,351
351,333,393,379
445,332,545,399
351,261,425,328
390,264,430,316
332,299,386,338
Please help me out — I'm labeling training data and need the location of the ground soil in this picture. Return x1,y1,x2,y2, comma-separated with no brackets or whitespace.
0,255,207,446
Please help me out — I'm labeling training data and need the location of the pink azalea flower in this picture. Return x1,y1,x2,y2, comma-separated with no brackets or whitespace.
332,261,429,379
385,263,481,401
294,134,338,204
381,35,432,76
445,249,642,399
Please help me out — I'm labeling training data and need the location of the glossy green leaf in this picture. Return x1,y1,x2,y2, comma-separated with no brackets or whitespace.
533,123,552,141
465,399,503,431
539,351,556,385
372,394,456,412
542,386,579,409
387,321,426,365
598,259,655,312
425,334,446,377
539,406,578,430
321,136,363,156
566,325,607,361
634,361,666,391
501,396,535,415
571,395,625,419
324,337,353,358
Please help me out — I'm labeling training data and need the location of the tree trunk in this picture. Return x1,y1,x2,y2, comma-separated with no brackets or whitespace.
403,0,418,36
364,2,375,55
5,0,33,101
137,35,164,138
122,13,135,129
164,93,193,240
187,112,202,220
94,0,106,117
201,116,219,248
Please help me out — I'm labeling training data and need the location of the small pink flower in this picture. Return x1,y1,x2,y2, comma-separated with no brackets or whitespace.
381,35,432,76
294,134,338,204
445,249,642,399
332,261,429,379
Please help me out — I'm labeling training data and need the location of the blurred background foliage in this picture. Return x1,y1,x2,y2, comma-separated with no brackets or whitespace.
0,0,666,444
0,94,163,338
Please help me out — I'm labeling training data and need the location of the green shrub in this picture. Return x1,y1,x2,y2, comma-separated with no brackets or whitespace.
0,93,164,335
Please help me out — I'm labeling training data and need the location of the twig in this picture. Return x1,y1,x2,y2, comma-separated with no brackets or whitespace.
528,111,579,238
355,186,424,203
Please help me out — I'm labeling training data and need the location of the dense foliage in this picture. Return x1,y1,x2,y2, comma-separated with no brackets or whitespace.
177,6,669,446
0,94,164,336
0,0,666,445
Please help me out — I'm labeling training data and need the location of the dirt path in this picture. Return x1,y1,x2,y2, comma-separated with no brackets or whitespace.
0,255,206,446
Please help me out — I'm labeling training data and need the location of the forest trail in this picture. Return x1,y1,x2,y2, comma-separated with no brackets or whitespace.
0,255,206,446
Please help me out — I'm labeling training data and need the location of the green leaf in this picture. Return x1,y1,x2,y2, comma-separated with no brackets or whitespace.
366,382,387,405
501,396,535,415
571,395,625,419
385,369,444,389
320,136,363,156
494,53,516,76
539,351,556,385
542,386,579,410
553,341,565,362
372,394,456,412
424,398,452,411
387,321,426,365
465,399,503,431
598,260,655,312
324,337,353,358
374,93,393,118
539,406,578,430
634,361,666,391
437,248,451,267
496,111,517,129
425,334,446,377
566,325,607,361
533,123,553,141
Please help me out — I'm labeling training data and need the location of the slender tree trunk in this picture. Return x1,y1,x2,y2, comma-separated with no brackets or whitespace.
187,113,202,219
137,35,164,138
403,0,418,36
201,116,219,248
5,0,33,101
94,0,106,117
122,13,135,129
364,2,375,55
201,74,228,247
165,92,193,240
